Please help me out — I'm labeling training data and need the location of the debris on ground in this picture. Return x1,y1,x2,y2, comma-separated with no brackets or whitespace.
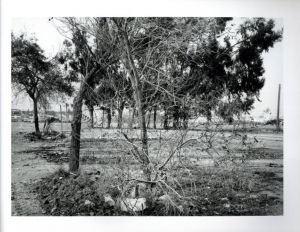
119,198,147,212
36,151,69,163
104,194,115,207
23,131,67,142
36,169,105,216
24,132,43,142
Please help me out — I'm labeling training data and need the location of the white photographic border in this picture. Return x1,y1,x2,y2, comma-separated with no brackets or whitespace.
1,0,300,231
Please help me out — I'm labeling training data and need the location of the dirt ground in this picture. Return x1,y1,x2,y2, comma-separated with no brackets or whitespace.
11,122,283,216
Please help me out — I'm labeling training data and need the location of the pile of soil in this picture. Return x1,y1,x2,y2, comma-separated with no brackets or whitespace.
23,131,67,142
43,131,67,140
23,132,43,141
35,169,121,216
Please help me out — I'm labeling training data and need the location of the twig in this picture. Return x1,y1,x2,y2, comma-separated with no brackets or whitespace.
159,139,197,170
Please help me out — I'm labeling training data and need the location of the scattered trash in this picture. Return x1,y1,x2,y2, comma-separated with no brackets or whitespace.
119,198,147,212
104,194,115,207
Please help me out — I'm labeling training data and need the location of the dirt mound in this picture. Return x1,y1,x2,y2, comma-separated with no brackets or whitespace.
23,132,43,141
23,131,67,142
35,169,121,216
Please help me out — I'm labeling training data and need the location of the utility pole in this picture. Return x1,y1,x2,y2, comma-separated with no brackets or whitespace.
276,84,281,131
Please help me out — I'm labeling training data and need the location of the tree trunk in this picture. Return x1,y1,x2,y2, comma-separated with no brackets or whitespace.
32,98,41,137
182,110,188,129
163,107,168,130
129,107,135,129
117,101,125,129
69,93,83,173
88,105,94,128
69,67,98,173
107,108,111,129
102,108,105,128
147,109,151,128
173,106,180,129
153,105,157,129
120,28,150,180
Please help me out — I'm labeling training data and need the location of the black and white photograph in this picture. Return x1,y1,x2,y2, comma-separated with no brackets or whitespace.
11,16,284,216
1,0,300,232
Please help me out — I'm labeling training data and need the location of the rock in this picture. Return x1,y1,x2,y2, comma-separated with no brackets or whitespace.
220,197,229,203
84,200,94,206
51,207,57,213
104,194,115,207
235,193,246,198
223,203,230,208
119,198,147,212
249,194,258,199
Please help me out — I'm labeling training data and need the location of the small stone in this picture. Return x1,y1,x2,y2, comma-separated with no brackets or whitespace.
84,200,94,206
59,177,63,180
223,203,230,208
220,197,229,203
249,194,258,199
235,193,246,198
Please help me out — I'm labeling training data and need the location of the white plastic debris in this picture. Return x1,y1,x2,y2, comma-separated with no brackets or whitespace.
104,194,115,207
119,198,147,212
158,194,171,202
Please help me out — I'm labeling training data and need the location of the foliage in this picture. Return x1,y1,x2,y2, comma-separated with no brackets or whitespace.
11,33,74,106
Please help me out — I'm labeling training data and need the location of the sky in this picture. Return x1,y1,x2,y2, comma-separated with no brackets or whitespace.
11,17,283,120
